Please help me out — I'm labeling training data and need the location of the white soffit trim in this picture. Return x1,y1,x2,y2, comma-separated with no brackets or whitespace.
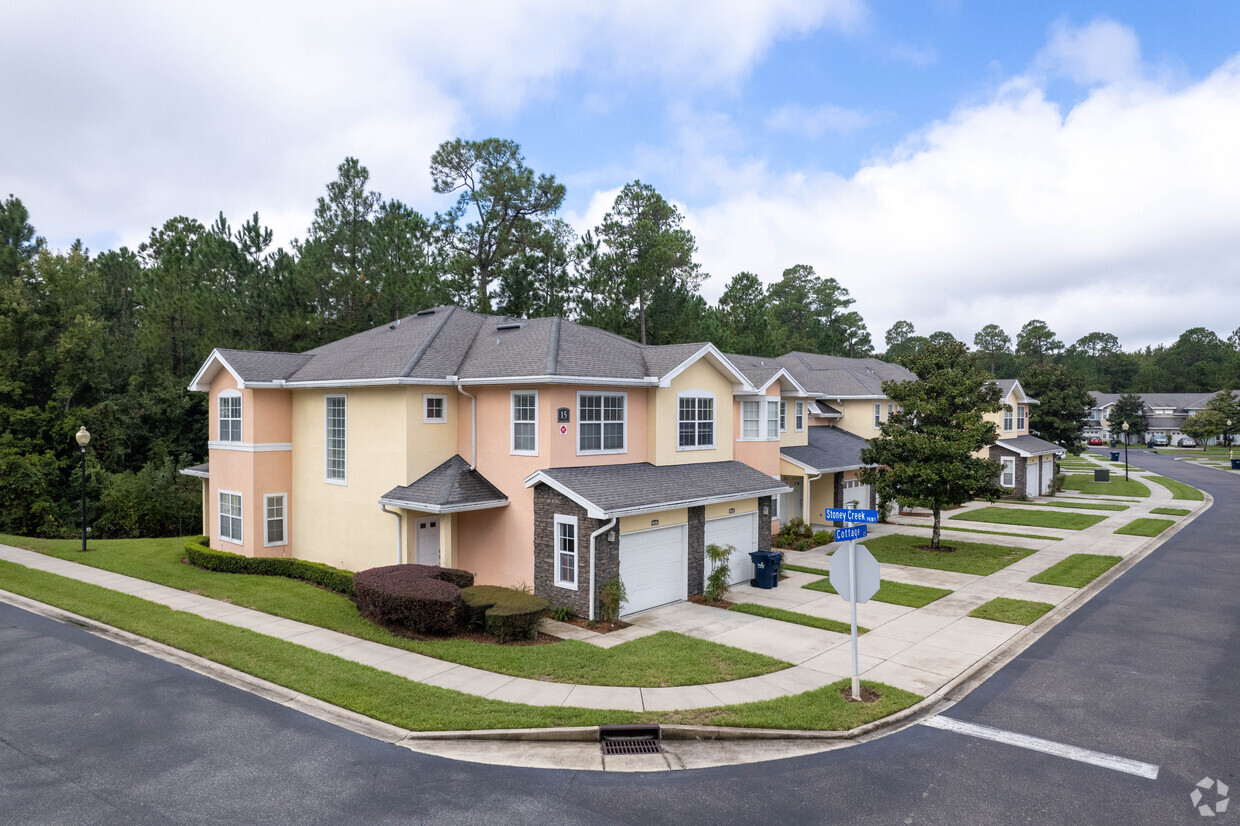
188,349,245,393
208,441,293,453
660,344,756,391
376,498,510,514
523,470,792,519
178,468,210,479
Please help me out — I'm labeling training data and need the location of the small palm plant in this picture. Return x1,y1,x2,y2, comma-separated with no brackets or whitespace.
704,543,734,604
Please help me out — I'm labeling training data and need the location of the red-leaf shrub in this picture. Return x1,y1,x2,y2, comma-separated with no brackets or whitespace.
353,564,475,634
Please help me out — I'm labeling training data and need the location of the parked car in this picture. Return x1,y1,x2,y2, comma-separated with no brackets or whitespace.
1149,434,1169,447
1177,437,1197,447
1087,437,1105,446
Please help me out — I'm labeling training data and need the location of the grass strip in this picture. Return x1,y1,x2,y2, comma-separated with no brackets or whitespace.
1029,554,1121,588
1004,500,1128,511
862,534,1036,576
896,523,1062,541
782,562,830,576
968,597,1054,625
1144,476,1205,501
729,603,862,634
0,560,921,731
949,507,1107,531
1060,476,1151,497
803,576,951,608
1150,507,1190,516
1114,518,1175,537
0,534,782,687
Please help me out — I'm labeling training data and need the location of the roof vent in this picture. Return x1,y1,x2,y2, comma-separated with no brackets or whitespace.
416,308,437,316
497,321,526,331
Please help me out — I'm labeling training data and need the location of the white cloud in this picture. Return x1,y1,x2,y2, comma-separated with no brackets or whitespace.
667,30,1240,350
766,103,880,137
1,0,864,251
1035,17,1143,86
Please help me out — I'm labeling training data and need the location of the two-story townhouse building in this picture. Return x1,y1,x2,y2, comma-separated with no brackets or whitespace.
1086,391,1240,445
984,379,1062,496
185,307,799,619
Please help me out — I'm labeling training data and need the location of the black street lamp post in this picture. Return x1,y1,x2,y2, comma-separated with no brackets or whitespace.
1121,421,1130,482
75,426,90,552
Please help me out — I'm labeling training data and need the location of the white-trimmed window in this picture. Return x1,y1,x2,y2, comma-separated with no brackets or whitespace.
1003,407,1014,431
578,392,626,453
794,401,805,432
767,400,779,439
325,395,347,483
512,390,538,455
423,394,446,423
1016,404,1026,431
874,403,882,428
1000,457,1016,488
219,491,242,544
678,394,715,449
741,400,761,439
554,514,578,589
771,494,780,519
779,401,787,432
887,403,894,421
264,493,287,546
218,390,242,442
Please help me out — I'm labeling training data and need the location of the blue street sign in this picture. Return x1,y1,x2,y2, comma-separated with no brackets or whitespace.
824,508,879,524
835,525,868,542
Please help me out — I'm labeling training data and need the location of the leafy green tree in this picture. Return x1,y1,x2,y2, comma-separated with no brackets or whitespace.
368,199,445,324
495,218,576,319
586,181,700,344
883,320,921,361
973,323,1011,375
812,276,867,355
927,330,957,347
431,138,566,314
1204,390,1240,449
137,216,210,379
1181,409,1226,449
767,264,819,353
1019,361,1093,454
860,339,1003,549
712,272,774,356
1015,319,1064,362
1157,327,1231,391
0,195,41,281
1106,393,1147,443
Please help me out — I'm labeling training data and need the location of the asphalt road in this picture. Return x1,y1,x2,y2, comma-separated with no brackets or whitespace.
1,450,1235,825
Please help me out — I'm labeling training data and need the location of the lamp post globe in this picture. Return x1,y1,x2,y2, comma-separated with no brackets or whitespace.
75,427,90,552
1120,422,1130,481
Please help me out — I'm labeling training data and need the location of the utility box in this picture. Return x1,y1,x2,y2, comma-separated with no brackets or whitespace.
1094,468,1110,482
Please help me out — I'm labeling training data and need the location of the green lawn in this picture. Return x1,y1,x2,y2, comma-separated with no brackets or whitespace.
0,534,785,687
1150,507,1190,516
1060,476,1151,497
803,576,951,608
896,523,1063,541
782,562,830,576
1114,518,1175,537
0,560,920,731
1145,476,1205,501
730,603,861,634
1029,554,1121,588
1004,500,1128,511
949,507,1107,531
862,534,1036,576
969,597,1054,625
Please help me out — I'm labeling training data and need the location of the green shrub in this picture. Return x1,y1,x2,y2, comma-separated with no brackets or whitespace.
599,575,627,624
793,538,813,552
812,531,831,546
704,543,733,603
185,540,356,596
354,564,473,634
1052,474,1066,493
460,585,549,642
549,605,574,623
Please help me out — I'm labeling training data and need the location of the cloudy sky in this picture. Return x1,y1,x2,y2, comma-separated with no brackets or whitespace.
4,1,1239,350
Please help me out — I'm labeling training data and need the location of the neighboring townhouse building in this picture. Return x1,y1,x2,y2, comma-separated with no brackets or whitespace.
986,379,1062,496
1086,392,1240,444
184,306,804,619
769,353,918,528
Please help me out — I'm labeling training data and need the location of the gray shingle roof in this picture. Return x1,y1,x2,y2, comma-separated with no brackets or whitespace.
994,435,1064,456
178,463,210,478
1089,391,1239,413
530,461,788,517
722,353,784,388
216,350,313,382
776,352,915,397
379,455,508,512
781,426,872,473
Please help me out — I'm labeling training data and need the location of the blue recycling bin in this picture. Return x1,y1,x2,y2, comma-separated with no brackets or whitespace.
1110,440,1118,448
1231,459,1240,470
1110,451,1120,461
748,550,783,589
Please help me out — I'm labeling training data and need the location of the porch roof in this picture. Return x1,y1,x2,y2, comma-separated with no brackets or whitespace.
178,463,210,479
993,435,1065,457
780,426,872,474
379,455,509,514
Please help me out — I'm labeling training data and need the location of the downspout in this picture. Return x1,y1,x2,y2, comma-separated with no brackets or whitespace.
381,504,403,564
456,382,477,470
805,472,821,525
589,518,617,622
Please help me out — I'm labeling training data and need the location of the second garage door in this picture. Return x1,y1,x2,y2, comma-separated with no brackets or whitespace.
705,513,758,587
619,525,686,615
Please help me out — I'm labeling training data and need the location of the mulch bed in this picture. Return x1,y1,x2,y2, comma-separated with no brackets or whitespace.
558,616,631,634
840,685,883,703
689,594,734,609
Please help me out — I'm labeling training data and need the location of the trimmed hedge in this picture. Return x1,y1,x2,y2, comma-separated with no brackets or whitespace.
185,540,356,596
353,564,476,635
460,585,550,643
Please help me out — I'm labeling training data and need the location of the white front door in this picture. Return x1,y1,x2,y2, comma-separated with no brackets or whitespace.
1026,461,1039,497
416,518,440,565
786,478,804,522
705,513,758,586
619,525,686,615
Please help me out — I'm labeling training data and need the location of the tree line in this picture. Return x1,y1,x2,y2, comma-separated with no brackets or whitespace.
2,136,1237,539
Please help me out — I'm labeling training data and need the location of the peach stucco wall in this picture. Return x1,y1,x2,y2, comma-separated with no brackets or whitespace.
731,396,781,476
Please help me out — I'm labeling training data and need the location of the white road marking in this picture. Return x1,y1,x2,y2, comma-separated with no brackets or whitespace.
920,715,1160,780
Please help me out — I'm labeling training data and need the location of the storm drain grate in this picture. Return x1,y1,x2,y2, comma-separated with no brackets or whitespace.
600,724,663,756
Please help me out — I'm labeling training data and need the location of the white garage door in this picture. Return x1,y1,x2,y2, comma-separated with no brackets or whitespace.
1026,461,1039,497
841,479,871,511
619,525,686,615
705,513,758,587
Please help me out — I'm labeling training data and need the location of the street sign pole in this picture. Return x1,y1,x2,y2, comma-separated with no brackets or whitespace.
848,525,860,700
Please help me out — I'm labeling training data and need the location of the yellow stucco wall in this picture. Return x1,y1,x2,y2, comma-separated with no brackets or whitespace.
650,359,735,466
779,397,810,447
705,499,757,520
619,508,688,534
